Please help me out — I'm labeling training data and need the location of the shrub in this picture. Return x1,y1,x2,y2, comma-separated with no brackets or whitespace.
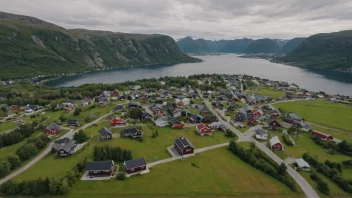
7,155,21,170
0,160,11,178
116,173,126,180
191,163,199,168
73,130,89,143
311,173,330,195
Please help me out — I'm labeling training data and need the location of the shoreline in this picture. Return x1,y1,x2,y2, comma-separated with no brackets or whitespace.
239,55,352,74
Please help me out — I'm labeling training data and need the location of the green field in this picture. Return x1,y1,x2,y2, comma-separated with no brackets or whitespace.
274,100,352,132
14,124,235,181
0,121,17,134
68,148,300,197
299,170,349,198
247,86,286,99
269,131,351,162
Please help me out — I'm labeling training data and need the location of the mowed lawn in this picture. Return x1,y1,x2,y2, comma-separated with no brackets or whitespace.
247,86,285,99
269,131,351,162
14,124,235,181
274,100,352,132
68,148,300,197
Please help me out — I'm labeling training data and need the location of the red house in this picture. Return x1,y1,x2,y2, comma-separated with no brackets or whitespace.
268,119,281,130
124,158,147,175
110,117,126,126
311,131,333,141
252,110,262,119
174,137,195,156
196,123,212,136
270,136,284,151
247,118,256,125
171,118,185,129
44,123,61,135
10,105,21,111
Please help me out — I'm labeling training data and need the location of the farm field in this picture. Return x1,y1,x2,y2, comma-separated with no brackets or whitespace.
68,147,301,197
14,124,235,181
247,86,286,99
273,100,352,132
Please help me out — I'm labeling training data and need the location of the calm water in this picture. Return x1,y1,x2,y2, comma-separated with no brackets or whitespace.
46,54,352,96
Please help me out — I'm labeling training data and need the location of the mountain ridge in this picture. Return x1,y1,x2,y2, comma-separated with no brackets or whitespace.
0,11,200,80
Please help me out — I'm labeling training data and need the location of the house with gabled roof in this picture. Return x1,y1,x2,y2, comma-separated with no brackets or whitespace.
171,118,185,129
124,157,148,175
235,112,246,122
57,140,76,157
44,123,60,135
196,123,212,136
67,120,79,127
268,119,282,130
86,160,115,176
255,128,268,140
141,112,153,121
113,104,125,112
202,115,218,123
155,116,169,127
174,137,195,156
270,136,284,151
311,131,333,141
110,117,126,127
99,127,112,141
122,128,143,139
190,114,203,123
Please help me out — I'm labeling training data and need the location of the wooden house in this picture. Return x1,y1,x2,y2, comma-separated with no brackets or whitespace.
110,117,126,126
124,157,148,175
270,136,284,151
57,140,76,157
174,137,195,156
44,123,60,135
311,131,333,141
86,160,115,176
99,127,112,141
171,118,185,129
196,123,212,136
122,128,143,139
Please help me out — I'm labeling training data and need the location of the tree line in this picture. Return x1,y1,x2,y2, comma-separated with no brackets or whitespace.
302,153,352,193
0,135,50,178
229,140,297,191
93,145,133,162
0,124,37,148
0,158,87,196
311,136,352,157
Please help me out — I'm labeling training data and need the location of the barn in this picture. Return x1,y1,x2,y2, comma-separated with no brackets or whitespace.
124,157,148,175
269,136,284,151
311,131,333,141
174,137,195,156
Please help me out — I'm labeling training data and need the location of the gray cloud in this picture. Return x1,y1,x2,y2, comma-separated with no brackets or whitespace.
0,0,351,40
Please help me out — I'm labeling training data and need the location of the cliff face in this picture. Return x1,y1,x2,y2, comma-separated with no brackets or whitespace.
279,30,352,72
0,12,199,79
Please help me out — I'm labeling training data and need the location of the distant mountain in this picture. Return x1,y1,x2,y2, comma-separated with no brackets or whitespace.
279,38,306,53
244,39,281,54
219,39,254,53
0,12,199,80
278,30,352,72
273,39,290,47
176,37,253,53
176,36,211,53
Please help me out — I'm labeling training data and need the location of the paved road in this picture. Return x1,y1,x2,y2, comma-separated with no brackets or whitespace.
0,111,113,185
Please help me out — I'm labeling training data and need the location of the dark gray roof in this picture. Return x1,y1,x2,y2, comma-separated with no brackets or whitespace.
68,120,79,125
86,160,114,171
171,117,180,124
190,114,202,120
46,123,60,130
255,128,268,136
122,128,138,136
114,105,125,111
124,157,147,170
54,138,70,145
59,140,76,152
174,137,194,150
99,127,112,136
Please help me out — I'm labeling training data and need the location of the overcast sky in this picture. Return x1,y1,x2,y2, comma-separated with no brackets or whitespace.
1,0,352,40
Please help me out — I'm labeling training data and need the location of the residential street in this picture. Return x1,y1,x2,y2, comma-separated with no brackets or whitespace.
0,111,113,185
197,89,319,198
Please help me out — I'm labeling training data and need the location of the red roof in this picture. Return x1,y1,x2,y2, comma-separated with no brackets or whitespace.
311,131,333,140
196,123,212,134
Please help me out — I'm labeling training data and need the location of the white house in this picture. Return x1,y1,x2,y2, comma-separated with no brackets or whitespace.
155,117,168,127
208,122,221,130
295,158,310,171
182,98,191,106
255,128,268,140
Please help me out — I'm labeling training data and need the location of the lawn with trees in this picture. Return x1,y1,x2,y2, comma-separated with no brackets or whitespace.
68,147,300,197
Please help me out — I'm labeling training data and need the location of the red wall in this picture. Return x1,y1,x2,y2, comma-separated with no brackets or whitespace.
125,165,146,174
